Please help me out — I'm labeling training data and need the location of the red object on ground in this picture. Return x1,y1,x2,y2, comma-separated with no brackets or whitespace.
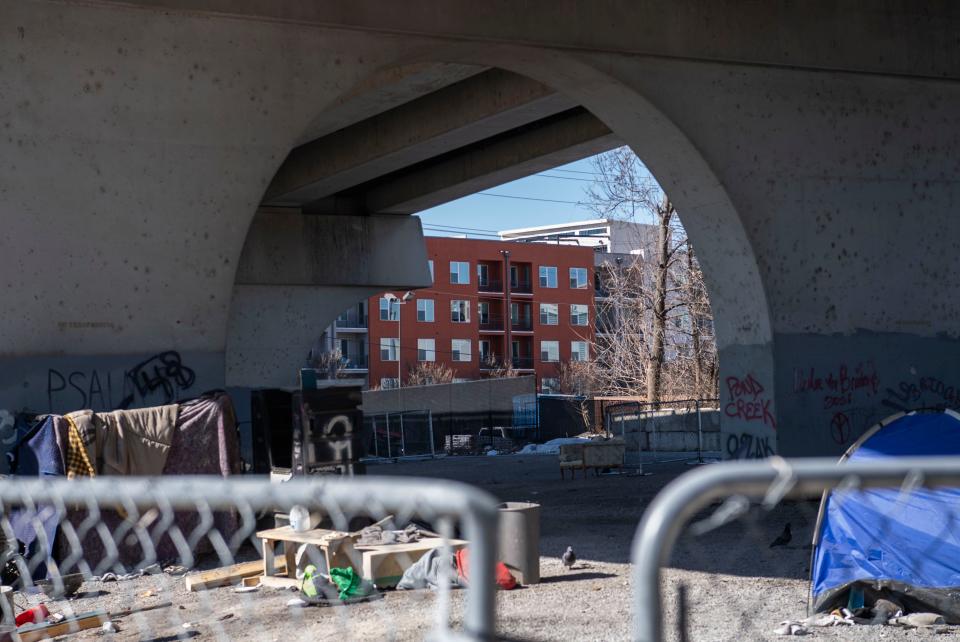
16,603,50,626
455,548,518,590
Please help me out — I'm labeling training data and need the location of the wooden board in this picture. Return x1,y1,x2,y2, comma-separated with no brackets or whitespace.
258,575,299,590
256,526,351,547
360,538,467,588
16,610,107,642
185,558,286,591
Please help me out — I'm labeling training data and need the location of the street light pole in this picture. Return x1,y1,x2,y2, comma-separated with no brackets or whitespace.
385,291,415,389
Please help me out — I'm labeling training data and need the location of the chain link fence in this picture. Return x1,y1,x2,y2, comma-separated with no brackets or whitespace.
631,456,960,642
0,476,499,641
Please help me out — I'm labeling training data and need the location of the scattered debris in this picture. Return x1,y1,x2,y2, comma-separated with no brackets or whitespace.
94,563,163,582
773,621,808,636
286,598,306,608
101,621,119,633
890,613,946,627
14,603,49,626
185,558,286,592
217,613,234,622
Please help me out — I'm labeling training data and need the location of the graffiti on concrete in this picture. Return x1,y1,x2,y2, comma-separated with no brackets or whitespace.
724,374,776,428
883,374,960,412
830,411,851,445
726,432,775,459
793,362,879,410
47,351,196,411
0,410,15,449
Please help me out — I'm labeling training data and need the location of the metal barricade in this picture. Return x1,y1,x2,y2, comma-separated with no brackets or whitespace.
0,475,498,640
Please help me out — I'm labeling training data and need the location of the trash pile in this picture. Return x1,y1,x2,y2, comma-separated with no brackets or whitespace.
776,597,952,636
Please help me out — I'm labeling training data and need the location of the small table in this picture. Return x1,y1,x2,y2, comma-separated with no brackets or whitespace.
256,526,358,586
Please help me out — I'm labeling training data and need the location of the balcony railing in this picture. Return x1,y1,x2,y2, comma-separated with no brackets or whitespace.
511,356,535,370
478,279,503,293
479,356,505,370
335,315,368,329
510,280,532,294
340,355,368,369
478,318,505,331
511,319,533,331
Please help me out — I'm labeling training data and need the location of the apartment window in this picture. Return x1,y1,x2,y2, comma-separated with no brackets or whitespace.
571,341,589,362
417,338,435,362
539,303,559,326
452,339,472,362
379,297,399,321
570,267,588,289
541,377,560,393
427,260,434,283
509,265,519,288
539,265,557,288
477,264,489,287
479,339,491,363
478,301,490,325
379,337,399,361
570,304,589,326
450,261,470,284
416,298,434,322
540,340,559,362
380,377,399,390
451,299,470,323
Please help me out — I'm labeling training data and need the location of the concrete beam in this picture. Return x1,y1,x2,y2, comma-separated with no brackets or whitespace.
235,208,431,288
363,108,620,214
107,1,960,81
263,69,575,205
293,62,486,146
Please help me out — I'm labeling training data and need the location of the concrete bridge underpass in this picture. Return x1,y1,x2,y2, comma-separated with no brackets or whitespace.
1,0,959,464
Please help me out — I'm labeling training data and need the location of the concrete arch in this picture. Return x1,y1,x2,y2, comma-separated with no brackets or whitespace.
233,44,776,452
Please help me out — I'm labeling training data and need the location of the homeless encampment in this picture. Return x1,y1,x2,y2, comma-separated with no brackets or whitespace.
6,391,240,580
810,409,960,622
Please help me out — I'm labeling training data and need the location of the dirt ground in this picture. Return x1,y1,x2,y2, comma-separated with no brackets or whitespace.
17,456,957,641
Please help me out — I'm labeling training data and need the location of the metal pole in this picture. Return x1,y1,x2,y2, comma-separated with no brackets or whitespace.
400,412,406,457
696,399,704,464
428,410,436,457
386,413,392,458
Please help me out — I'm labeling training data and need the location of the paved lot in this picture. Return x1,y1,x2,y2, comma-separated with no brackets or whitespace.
24,456,955,641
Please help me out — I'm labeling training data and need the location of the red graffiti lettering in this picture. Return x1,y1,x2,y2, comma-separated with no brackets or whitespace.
724,374,777,429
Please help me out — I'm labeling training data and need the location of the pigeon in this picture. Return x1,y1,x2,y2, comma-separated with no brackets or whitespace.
561,546,576,570
769,523,792,548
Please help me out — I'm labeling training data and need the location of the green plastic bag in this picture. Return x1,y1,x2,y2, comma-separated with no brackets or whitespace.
329,566,375,600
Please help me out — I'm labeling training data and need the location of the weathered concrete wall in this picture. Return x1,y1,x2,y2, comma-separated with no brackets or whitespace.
3,1,959,459
612,409,721,454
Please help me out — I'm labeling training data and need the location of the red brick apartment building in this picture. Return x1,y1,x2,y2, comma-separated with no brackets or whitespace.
333,237,595,392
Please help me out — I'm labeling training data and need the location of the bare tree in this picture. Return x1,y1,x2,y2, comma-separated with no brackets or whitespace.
482,356,519,379
584,146,718,402
406,361,455,386
308,348,345,379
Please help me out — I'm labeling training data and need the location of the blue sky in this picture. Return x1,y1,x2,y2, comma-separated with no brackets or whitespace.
415,157,608,239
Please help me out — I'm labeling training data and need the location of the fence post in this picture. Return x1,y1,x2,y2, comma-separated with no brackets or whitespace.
386,412,392,458
400,412,406,457
428,410,436,456
695,399,704,464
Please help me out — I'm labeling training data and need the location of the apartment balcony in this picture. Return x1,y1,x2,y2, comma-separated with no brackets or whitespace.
510,280,533,295
478,318,505,332
478,279,503,294
511,319,533,332
511,356,535,370
479,355,505,370
340,355,368,370
334,315,368,332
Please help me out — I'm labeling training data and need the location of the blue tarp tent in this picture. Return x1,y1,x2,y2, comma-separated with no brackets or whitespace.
810,410,960,621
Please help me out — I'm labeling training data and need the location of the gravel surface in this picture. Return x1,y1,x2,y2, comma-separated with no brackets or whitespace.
17,456,957,641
